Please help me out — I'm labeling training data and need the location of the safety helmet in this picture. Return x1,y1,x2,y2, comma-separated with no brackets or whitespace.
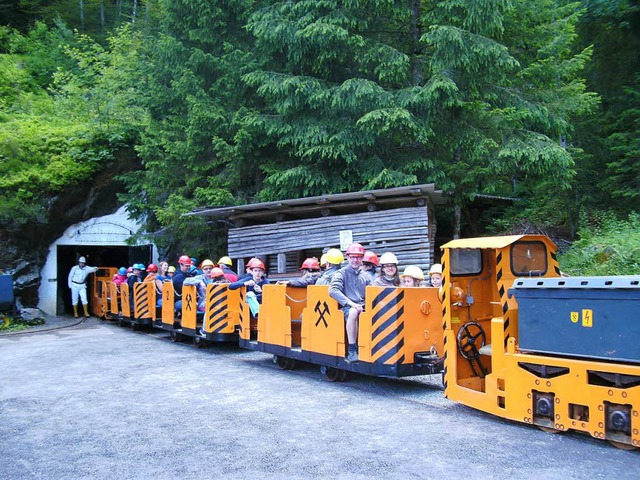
249,259,266,270
345,243,365,256
191,257,198,266
211,267,225,278
300,257,320,271
325,248,345,265
147,263,158,273
126,267,133,274
246,258,260,268
133,263,145,271
178,255,192,266
363,251,379,266
78,256,86,263
401,265,424,280
201,259,215,268
428,264,442,275
218,256,232,267
118,267,127,275
168,266,176,273
320,254,328,267
379,252,398,265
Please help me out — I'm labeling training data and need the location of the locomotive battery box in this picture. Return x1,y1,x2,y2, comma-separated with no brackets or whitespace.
509,276,640,364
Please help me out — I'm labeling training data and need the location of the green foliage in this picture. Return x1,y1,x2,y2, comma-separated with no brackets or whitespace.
559,213,640,275
0,23,146,232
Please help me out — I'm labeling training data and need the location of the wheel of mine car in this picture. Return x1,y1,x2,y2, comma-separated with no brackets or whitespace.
131,322,139,331
170,330,182,343
194,336,207,349
321,366,346,382
457,322,486,360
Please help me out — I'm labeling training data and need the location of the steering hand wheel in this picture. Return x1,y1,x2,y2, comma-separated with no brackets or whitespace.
456,322,486,360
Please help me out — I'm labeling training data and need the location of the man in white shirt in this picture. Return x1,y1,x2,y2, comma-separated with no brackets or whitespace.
67,256,98,317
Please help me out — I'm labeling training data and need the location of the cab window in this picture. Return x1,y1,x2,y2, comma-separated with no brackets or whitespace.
450,249,482,276
511,241,547,276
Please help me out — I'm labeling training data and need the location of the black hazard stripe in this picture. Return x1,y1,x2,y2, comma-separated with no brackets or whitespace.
371,288,405,364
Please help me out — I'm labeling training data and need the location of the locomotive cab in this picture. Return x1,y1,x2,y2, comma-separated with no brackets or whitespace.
442,235,640,449
441,235,559,406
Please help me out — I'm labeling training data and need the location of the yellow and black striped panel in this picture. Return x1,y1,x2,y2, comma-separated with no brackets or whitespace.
495,251,513,348
441,253,449,390
550,250,560,275
206,286,231,334
237,289,245,334
134,283,152,319
370,288,406,365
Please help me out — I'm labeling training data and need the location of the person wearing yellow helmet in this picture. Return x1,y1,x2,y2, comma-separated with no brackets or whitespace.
373,252,400,286
428,263,443,288
167,265,176,279
217,256,238,282
316,248,345,286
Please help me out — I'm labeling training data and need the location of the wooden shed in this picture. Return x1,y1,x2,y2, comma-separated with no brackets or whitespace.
188,184,448,277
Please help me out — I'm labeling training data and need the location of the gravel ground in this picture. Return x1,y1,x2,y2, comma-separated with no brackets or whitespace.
1,318,638,479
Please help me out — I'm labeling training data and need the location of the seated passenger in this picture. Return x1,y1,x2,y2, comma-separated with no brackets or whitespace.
316,248,344,286
166,265,176,279
112,267,127,290
229,259,270,316
329,243,371,362
428,264,443,288
217,256,239,282
362,251,379,282
173,255,194,314
400,265,425,287
126,263,145,307
278,257,321,287
373,252,400,286
184,259,220,312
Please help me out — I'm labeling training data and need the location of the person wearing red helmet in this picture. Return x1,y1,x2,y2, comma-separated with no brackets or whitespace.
229,258,270,316
172,255,194,314
277,257,321,287
329,242,371,362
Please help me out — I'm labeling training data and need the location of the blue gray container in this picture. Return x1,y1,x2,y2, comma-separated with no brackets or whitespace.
509,276,640,364
0,274,14,312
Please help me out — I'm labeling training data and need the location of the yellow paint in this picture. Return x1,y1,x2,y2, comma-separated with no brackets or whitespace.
582,309,593,328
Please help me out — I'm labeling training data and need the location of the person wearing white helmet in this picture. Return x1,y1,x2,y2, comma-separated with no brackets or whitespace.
400,265,425,287
67,256,98,318
428,263,443,288
373,252,400,286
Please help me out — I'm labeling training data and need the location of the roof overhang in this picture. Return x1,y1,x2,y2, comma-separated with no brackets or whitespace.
185,184,448,225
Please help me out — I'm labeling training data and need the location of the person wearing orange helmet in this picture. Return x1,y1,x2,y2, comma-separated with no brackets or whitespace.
229,258,270,316
277,257,321,287
184,260,229,314
362,251,379,282
329,243,371,362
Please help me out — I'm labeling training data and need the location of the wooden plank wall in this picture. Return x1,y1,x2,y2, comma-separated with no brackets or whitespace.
228,206,436,274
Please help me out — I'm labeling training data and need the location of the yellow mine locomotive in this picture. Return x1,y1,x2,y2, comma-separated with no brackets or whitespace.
440,235,640,450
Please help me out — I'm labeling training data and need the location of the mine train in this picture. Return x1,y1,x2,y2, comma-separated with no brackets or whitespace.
89,235,640,450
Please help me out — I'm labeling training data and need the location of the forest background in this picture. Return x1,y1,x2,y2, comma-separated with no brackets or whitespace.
0,0,638,275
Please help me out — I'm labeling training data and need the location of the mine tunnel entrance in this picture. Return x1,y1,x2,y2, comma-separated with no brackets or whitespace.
56,244,153,315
